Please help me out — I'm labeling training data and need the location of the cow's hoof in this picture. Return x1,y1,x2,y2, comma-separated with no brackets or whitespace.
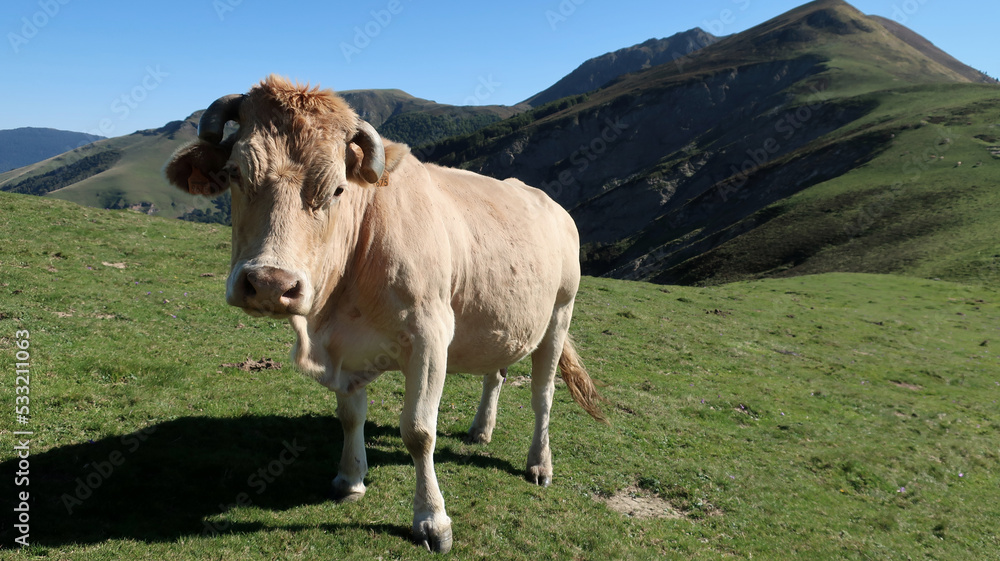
330,477,366,503
330,489,365,503
526,466,552,487
413,518,453,554
464,427,491,445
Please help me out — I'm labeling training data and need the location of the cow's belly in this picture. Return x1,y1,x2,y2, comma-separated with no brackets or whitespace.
445,288,558,374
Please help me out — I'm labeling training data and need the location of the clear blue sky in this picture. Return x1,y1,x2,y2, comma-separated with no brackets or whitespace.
1,0,995,136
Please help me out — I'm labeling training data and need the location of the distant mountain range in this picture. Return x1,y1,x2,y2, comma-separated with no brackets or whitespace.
2,0,997,287
0,24,715,221
0,128,104,172
0,94,526,221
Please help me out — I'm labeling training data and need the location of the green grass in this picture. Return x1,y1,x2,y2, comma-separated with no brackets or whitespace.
1,191,999,559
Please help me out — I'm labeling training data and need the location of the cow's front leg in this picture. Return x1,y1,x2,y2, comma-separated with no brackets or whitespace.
401,327,453,553
331,387,368,502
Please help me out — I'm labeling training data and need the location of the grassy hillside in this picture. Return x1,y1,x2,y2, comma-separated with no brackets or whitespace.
0,118,217,220
655,85,1000,285
2,191,998,559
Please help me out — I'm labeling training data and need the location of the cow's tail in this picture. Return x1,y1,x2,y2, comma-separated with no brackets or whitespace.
558,336,609,425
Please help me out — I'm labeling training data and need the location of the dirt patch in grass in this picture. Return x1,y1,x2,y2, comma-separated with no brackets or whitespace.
222,357,283,371
890,380,922,390
505,375,564,388
594,486,683,520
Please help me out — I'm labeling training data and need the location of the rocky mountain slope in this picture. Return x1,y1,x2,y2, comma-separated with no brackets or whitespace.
426,0,999,285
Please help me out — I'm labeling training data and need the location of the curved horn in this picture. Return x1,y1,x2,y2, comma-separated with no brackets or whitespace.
198,94,244,144
350,119,385,184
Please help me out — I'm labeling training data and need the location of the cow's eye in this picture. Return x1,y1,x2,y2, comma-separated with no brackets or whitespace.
223,163,241,185
333,186,345,197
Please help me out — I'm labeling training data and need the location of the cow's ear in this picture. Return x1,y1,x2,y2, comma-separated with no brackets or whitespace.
164,140,233,196
347,119,385,184
383,140,410,173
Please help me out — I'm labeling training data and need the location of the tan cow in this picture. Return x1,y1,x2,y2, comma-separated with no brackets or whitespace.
165,75,605,553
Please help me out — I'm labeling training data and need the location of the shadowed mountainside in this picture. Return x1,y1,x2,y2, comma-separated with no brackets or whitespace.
424,0,1000,285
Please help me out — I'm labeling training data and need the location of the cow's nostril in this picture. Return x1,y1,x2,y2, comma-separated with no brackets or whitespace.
283,281,302,301
242,272,258,298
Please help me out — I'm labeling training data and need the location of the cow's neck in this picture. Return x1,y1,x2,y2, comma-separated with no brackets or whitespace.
309,185,378,324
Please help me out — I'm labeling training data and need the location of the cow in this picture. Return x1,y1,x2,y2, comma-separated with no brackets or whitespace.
164,75,606,553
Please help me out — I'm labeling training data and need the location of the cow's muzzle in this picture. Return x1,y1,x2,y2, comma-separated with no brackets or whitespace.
227,265,310,317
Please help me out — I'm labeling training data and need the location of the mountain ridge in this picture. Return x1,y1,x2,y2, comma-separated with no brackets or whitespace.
0,127,105,172
522,28,720,107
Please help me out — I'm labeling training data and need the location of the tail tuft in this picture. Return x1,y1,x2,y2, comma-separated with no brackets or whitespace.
558,336,609,425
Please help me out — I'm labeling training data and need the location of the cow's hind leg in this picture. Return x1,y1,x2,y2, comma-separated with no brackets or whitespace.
526,303,572,487
466,368,505,444
331,387,368,502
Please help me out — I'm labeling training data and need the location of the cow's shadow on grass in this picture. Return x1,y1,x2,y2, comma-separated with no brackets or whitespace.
1,415,519,548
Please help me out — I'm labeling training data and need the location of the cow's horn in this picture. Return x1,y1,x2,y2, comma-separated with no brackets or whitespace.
351,119,385,184
198,94,244,144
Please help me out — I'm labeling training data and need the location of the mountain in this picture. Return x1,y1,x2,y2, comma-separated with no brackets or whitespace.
0,28,708,223
0,117,211,219
0,92,521,221
338,89,524,147
522,29,720,107
0,127,104,172
425,0,1000,286
2,0,997,287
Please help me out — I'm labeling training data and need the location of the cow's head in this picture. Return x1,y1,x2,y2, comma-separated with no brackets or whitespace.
164,75,403,318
